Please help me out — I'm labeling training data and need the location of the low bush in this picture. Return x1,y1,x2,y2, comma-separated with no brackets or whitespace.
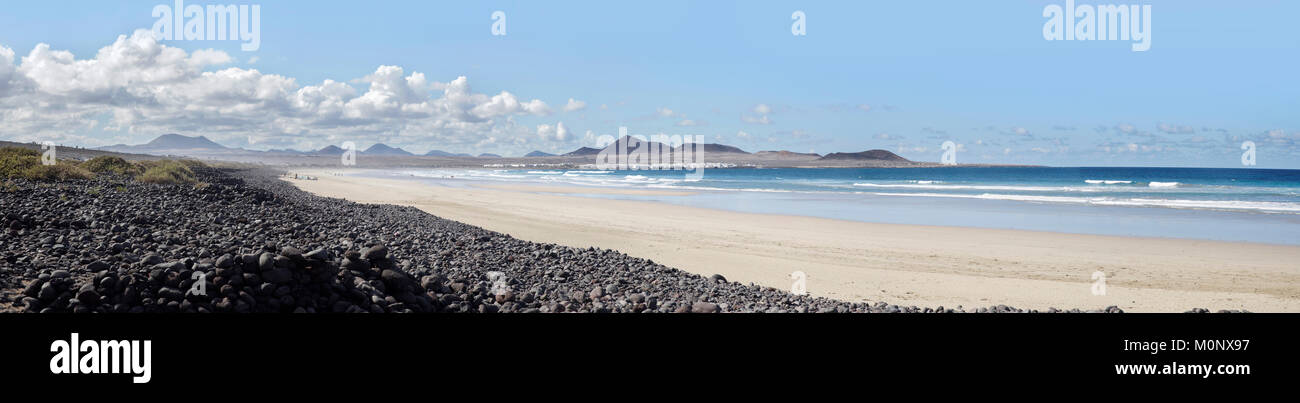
135,160,198,185
80,156,141,175
1,147,93,180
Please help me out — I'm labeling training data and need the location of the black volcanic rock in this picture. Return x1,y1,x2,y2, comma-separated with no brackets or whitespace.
524,150,556,157
362,143,413,156
817,149,909,162
0,165,1127,314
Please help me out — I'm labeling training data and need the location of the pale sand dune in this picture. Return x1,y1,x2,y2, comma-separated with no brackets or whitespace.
288,170,1300,312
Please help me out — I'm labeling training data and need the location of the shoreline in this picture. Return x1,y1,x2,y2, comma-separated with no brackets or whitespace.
289,169,1300,312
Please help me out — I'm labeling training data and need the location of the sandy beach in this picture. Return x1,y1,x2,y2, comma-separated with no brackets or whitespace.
288,169,1300,312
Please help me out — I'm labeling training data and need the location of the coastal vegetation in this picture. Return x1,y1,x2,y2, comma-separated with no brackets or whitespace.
0,146,203,185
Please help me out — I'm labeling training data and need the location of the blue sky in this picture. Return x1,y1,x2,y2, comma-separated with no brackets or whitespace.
0,0,1297,167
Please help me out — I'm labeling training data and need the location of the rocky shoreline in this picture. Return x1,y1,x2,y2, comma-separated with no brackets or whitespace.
0,166,1140,313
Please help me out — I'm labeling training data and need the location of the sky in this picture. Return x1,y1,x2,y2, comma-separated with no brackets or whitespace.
0,0,1297,168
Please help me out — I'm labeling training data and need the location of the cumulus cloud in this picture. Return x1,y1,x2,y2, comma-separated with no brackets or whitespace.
0,45,29,97
0,29,553,150
563,98,586,112
742,103,773,125
536,121,569,142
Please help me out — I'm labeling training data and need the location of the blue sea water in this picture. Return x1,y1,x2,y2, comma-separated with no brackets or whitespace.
378,167,1300,245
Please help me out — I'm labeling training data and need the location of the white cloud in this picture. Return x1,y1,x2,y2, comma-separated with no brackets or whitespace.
563,98,586,112
0,45,28,97
0,29,553,150
536,124,554,140
742,103,772,125
857,104,871,112
536,121,569,142
742,114,771,125
735,130,750,139
656,107,675,117
556,121,569,141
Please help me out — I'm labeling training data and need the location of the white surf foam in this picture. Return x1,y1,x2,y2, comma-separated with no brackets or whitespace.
872,192,1300,213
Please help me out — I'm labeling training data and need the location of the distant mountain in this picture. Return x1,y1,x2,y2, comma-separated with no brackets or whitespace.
424,149,472,157
266,148,305,154
681,143,748,154
143,133,227,150
524,150,556,157
817,149,908,162
755,150,821,158
97,133,228,153
315,145,344,155
362,143,413,156
561,136,746,157
563,147,602,157
478,153,502,158
562,136,665,157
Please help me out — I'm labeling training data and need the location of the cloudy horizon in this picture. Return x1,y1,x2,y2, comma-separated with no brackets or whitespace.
1,1,1297,167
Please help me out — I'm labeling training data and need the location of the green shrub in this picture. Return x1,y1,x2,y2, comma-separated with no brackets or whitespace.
176,159,207,169
0,146,40,158
19,163,95,181
136,160,197,185
0,147,41,178
81,156,141,175
1,147,94,180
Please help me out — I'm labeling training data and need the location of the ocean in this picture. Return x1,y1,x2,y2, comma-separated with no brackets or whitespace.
376,166,1300,245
